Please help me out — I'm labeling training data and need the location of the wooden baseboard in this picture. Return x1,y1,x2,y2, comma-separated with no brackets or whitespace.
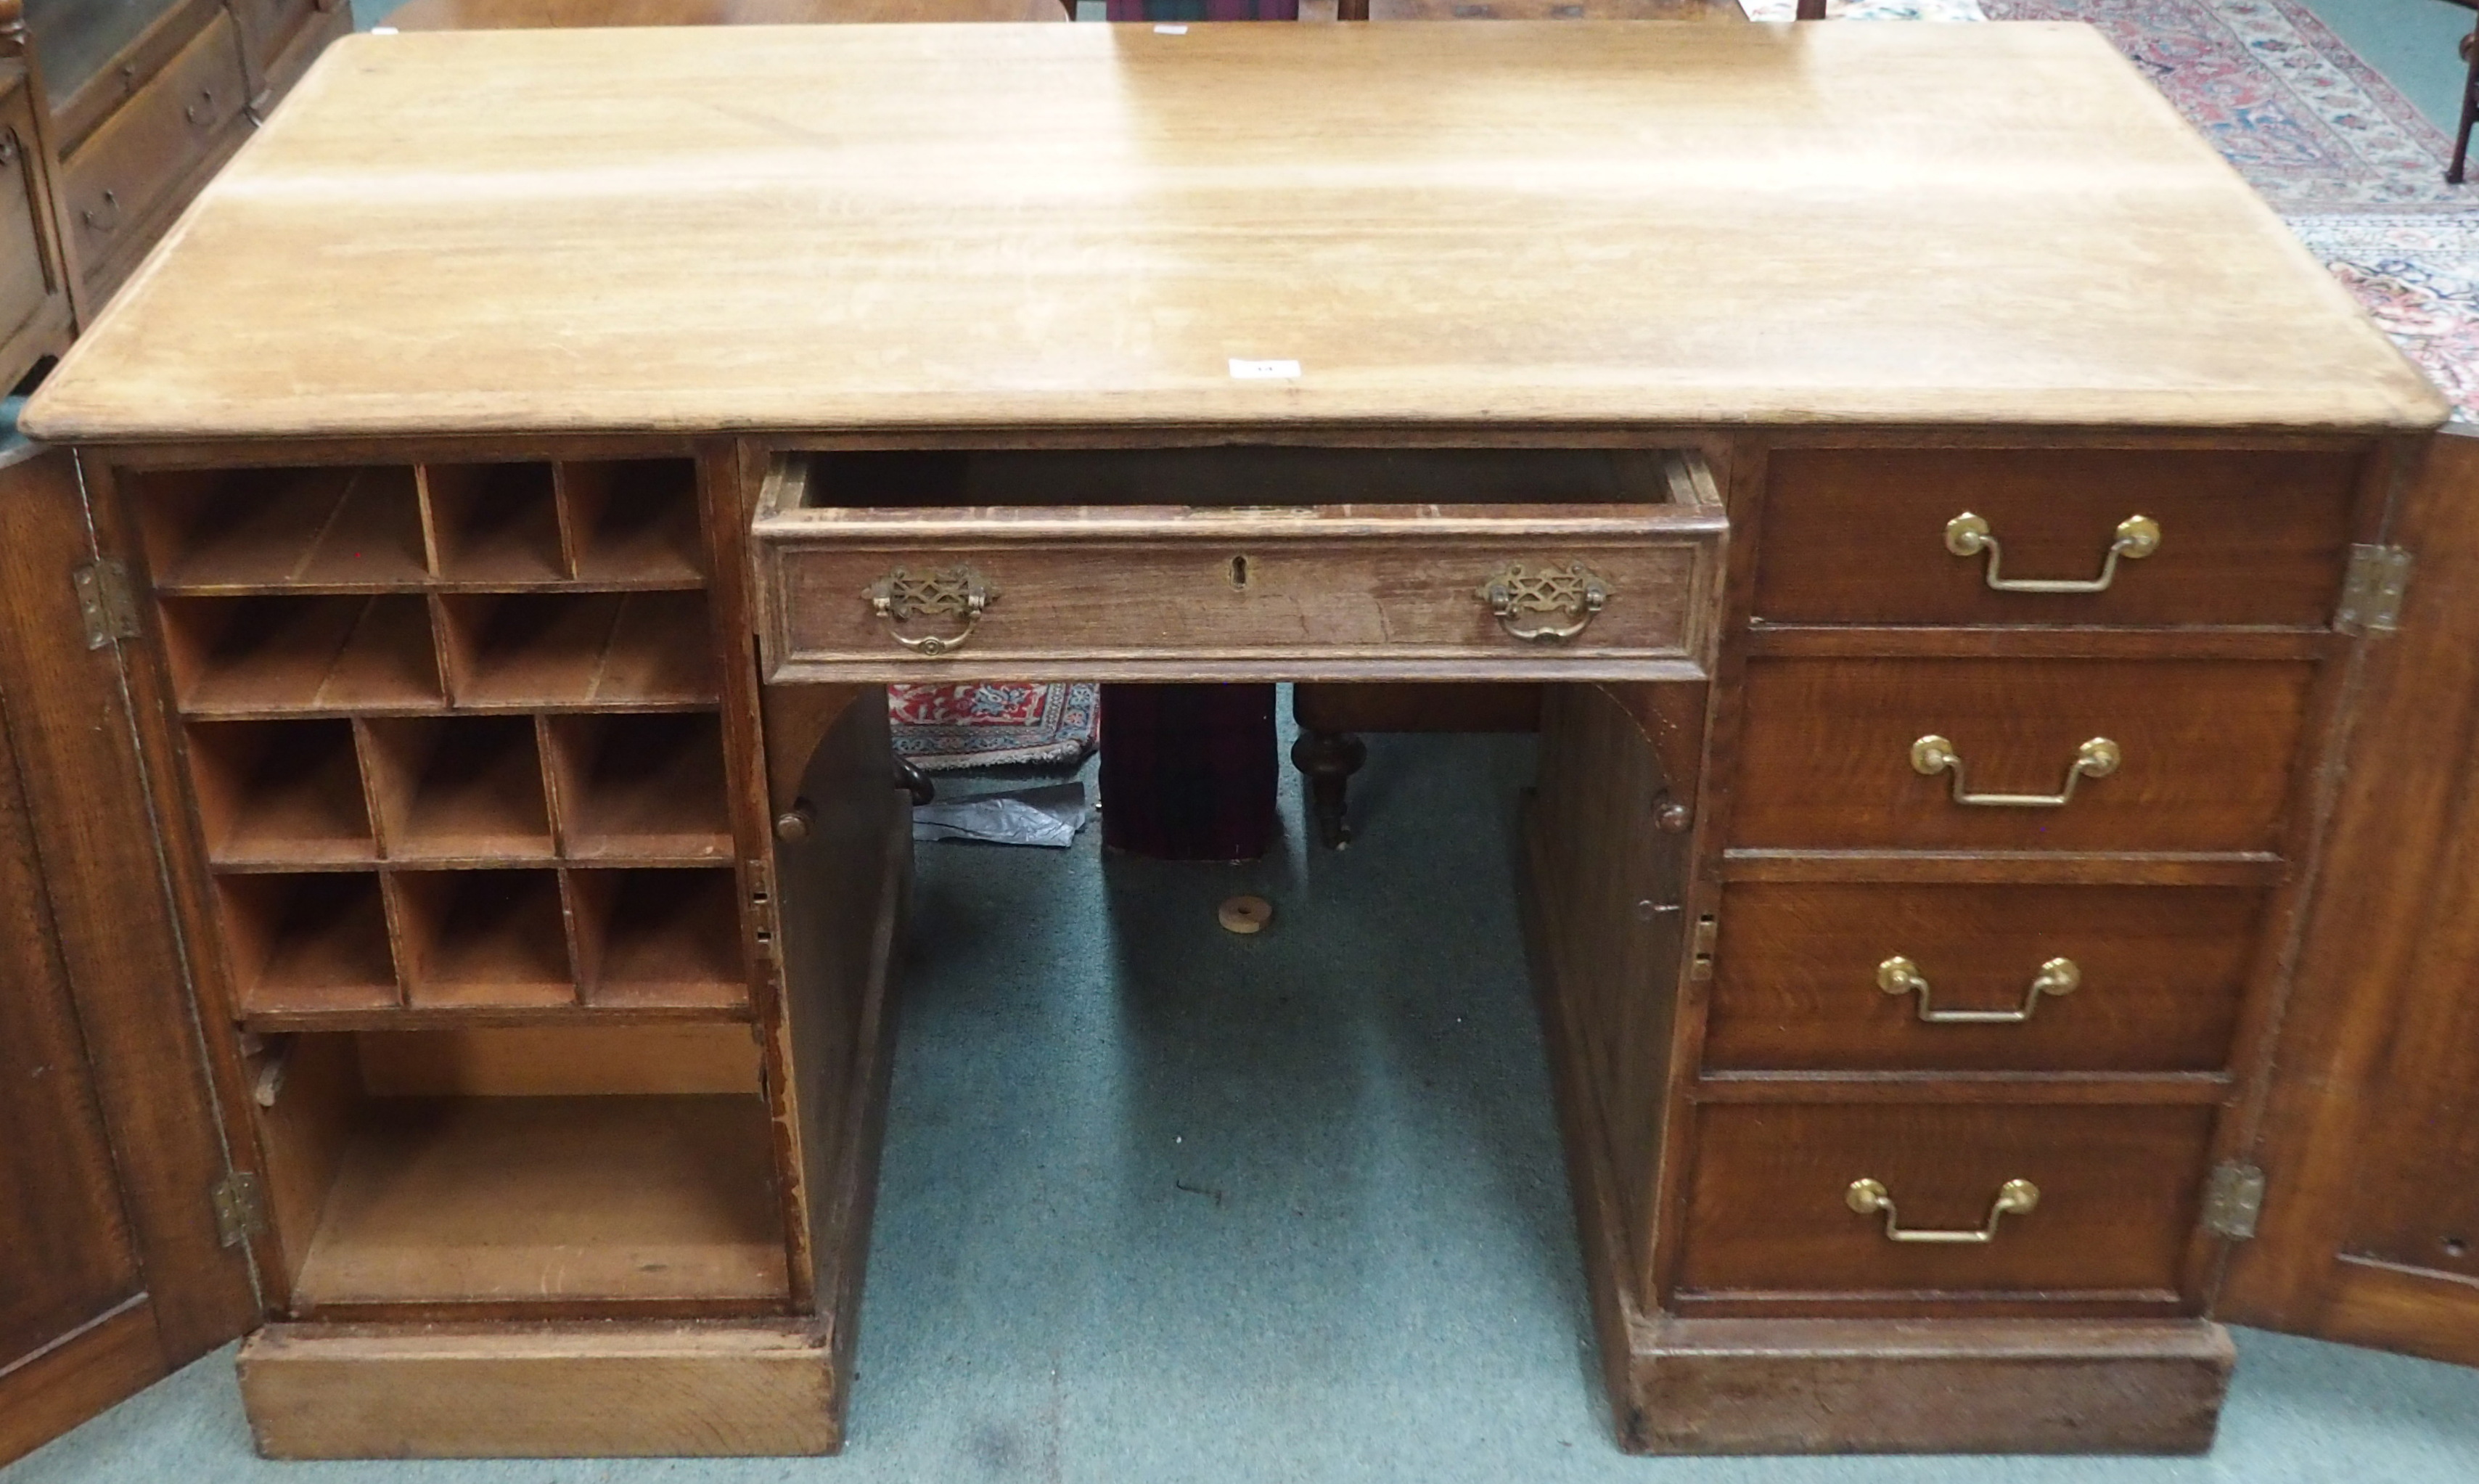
239,1320,840,1458
1629,1316,2232,1454
1516,799,2234,1456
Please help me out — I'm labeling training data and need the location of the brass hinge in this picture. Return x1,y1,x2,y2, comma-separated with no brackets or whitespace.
211,1171,268,1248
71,559,140,649
1689,913,1718,982
2202,1160,2266,1241
2335,545,2412,636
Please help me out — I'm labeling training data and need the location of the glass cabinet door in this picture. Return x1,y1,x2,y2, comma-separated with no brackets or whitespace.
24,0,189,106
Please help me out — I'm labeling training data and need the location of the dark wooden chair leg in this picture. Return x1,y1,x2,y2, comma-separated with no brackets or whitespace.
1290,728,1366,849
2454,25,2479,185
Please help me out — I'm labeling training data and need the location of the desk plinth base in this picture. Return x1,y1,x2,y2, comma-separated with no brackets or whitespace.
1613,1314,2233,1455
1517,782,2235,1456
1536,922,2236,1454
237,1320,843,1458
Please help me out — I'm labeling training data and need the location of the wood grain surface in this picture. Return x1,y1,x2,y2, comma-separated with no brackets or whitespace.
1755,448,2361,628
22,23,2442,443
287,1094,790,1309
1676,1100,2215,1305
1631,1316,2232,1454
1729,657,2316,853
758,503,1723,681
239,1320,840,1456
1704,882,2262,1073
2220,427,2479,1366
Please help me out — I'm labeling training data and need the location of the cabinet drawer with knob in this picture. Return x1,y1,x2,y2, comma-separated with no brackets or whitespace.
58,9,250,300
1753,448,2361,628
751,450,1728,682
1674,1101,2217,1311
1701,882,2264,1073
1729,657,2316,853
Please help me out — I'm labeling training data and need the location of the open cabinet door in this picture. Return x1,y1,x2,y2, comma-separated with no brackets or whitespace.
0,443,259,1465
2218,427,2479,1366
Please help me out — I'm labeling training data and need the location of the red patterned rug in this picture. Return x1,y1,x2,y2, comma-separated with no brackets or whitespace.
888,682,1100,771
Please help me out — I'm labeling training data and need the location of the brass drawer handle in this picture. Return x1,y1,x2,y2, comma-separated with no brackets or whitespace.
1911,734,2119,808
1946,511,2160,593
1877,954,2078,1023
1477,561,1611,642
1846,1177,2040,1243
187,88,220,128
81,190,123,234
862,565,994,657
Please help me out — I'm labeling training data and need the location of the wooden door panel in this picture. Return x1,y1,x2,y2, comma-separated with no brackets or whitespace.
2219,429,2479,1366
0,446,260,1466
2343,908,2479,1282
0,696,143,1363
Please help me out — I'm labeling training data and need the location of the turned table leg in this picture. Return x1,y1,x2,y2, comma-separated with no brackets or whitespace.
1290,728,1366,849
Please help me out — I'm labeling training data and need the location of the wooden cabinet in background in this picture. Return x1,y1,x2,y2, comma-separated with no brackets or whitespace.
0,0,345,348
55,4,249,306
225,0,345,109
0,8,71,390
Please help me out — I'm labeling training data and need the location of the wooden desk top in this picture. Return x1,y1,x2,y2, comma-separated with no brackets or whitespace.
25,22,2445,444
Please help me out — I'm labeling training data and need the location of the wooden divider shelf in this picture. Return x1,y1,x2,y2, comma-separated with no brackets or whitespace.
570,868,746,1011
422,463,565,584
135,465,428,591
287,1092,789,1311
391,869,575,1011
163,595,446,716
189,720,376,866
439,591,718,708
361,717,554,861
561,459,706,585
546,712,732,861
218,872,401,1017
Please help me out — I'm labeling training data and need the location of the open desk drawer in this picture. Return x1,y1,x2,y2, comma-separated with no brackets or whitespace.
751,448,1729,682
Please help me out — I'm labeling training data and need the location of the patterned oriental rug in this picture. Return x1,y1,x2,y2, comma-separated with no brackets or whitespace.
888,681,1101,771
896,0,2479,767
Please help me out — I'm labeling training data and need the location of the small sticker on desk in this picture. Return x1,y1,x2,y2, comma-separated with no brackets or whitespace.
1229,358,1302,380
1155,23,1189,33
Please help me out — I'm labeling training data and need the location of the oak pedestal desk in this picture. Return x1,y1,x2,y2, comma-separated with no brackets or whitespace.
19,19,2446,1460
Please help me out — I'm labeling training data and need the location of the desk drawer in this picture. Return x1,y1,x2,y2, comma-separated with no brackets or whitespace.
1756,448,2360,628
1677,1102,2214,1307
60,9,249,286
1705,883,2263,1073
753,457,1728,681
1730,657,2314,853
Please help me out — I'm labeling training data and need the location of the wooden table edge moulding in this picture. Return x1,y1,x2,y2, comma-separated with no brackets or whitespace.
19,20,2446,1460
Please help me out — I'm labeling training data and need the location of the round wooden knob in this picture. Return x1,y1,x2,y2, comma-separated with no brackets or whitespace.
1652,792,1692,832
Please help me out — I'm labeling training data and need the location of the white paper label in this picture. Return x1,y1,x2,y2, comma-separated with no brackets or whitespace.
1229,358,1302,380
1155,23,1189,33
